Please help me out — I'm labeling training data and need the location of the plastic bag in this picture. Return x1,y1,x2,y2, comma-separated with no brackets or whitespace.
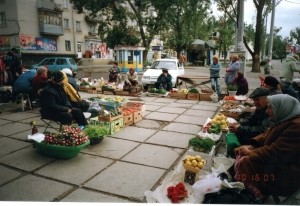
210,93,219,103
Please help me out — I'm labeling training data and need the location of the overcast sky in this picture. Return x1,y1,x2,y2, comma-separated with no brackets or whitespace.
212,0,300,38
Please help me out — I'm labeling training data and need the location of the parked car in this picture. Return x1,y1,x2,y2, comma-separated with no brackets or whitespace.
141,58,185,88
30,57,78,76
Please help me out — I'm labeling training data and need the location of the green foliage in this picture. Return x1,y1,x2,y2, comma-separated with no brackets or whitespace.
290,27,300,45
83,125,109,139
189,137,215,152
227,84,238,91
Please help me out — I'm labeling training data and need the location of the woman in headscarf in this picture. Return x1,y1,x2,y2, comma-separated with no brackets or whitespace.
234,94,300,200
61,71,90,112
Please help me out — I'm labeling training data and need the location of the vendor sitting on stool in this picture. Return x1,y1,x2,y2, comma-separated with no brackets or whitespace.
124,68,139,91
155,68,172,91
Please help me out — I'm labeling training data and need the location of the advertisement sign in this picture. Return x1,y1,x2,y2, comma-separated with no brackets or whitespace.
20,34,36,50
36,37,57,51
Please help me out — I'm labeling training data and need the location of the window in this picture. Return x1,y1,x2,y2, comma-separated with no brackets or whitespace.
76,21,81,32
89,24,96,33
56,58,67,65
0,12,6,27
63,0,69,8
63,19,69,29
65,40,71,51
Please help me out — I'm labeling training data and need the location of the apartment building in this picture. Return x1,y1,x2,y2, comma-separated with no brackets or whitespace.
0,0,113,66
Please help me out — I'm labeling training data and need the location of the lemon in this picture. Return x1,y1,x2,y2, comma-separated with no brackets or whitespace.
192,160,198,167
185,161,192,166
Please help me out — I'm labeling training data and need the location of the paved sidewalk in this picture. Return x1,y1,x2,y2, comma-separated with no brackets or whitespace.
0,62,299,204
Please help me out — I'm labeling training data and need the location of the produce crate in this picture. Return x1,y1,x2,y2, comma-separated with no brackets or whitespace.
169,92,187,99
79,86,89,91
133,110,143,123
98,114,123,122
87,89,97,94
110,117,124,134
199,92,213,101
115,90,130,96
187,93,200,100
219,111,240,120
33,140,90,159
103,91,115,95
123,113,134,127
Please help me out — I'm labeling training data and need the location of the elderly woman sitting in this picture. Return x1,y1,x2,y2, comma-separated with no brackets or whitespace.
234,94,300,201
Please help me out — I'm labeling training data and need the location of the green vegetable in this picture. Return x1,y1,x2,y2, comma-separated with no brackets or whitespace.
208,123,221,134
148,88,157,93
157,89,167,94
189,137,215,153
83,125,109,139
188,88,199,93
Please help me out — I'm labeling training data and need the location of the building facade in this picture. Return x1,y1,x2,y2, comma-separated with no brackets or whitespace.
0,0,113,66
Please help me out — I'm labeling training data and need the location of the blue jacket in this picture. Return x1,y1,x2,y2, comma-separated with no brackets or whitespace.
209,63,221,78
225,61,240,84
13,69,37,92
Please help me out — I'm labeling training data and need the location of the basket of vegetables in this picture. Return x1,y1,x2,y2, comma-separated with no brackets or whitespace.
33,125,90,159
83,125,109,145
188,137,215,153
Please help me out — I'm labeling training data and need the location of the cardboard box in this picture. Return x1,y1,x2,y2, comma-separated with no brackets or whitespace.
199,92,213,101
169,92,187,99
115,90,130,96
133,110,143,123
98,114,123,122
123,113,134,127
87,89,97,94
110,117,124,134
187,93,200,100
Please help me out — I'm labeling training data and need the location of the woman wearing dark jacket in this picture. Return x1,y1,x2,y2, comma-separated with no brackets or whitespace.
233,72,249,95
39,71,87,126
234,94,300,200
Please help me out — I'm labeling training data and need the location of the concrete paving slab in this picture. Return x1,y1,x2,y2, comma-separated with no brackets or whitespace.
35,153,113,185
175,99,199,104
0,147,54,172
122,144,183,169
0,119,11,125
140,96,158,102
152,98,177,103
191,104,219,111
8,129,36,141
84,161,165,201
173,114,208,125
19,116,45,126
111,126,157,142
0,137,31,157
197,101,220,106
0,122,32,136
81,137,139,159
144,101,167,106
135,120,160,129
146,131,193,148
145,112,178,122
143,110,151,117
61,188,133,202
0,174,72,201
0,112,39,121
156,106,186,114
162,122,201,135
0,165,22,185
183,109,216,118
168,102,194,108
144,104,162,111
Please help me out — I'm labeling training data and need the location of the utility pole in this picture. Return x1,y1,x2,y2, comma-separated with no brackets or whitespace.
267,0,276,64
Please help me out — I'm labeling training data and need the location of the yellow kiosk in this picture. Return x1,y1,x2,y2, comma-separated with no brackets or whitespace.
114,46,145,73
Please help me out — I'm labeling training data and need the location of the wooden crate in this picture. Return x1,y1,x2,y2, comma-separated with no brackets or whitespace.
87,89,97,94
169,92,187,99
199,92,213,101
115,90,130,96
98,114,123,122
123,113,134,127
133,110,143,123
187,93,200,100
103,90,115,95
110,117,124,134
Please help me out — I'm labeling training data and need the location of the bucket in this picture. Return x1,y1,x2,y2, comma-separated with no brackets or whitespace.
210,94,219,103
213,156,235,171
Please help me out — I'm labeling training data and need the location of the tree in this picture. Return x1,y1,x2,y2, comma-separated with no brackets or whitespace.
71,0,173,62
290,27,300,44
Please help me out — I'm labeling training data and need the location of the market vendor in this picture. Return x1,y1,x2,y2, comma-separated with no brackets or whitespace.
155,68,172,91
124,68,139,91
108,61,121,83
227,87,270,157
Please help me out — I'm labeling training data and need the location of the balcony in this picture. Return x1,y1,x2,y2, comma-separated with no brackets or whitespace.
37,0,55,11
39,24,64,36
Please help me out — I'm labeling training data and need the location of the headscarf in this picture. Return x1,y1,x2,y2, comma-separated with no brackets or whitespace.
267,94,300,126
61,72,81,102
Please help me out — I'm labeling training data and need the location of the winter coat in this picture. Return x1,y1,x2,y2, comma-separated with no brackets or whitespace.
236,107,270,145
209,63,221,78
13,69,36,93
39,82,72,118
233,76,249,95
280,56,300,80
235,115,300,196
225,61,240,84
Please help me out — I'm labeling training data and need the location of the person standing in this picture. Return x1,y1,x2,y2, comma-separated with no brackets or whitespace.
10,48,22,84
225,55,240,85
280,54,300,81
179,53,187,66
209,55,221,96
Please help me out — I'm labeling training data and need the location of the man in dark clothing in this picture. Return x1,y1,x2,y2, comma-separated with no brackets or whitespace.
39,71,87,126
228,87,270,146
155,68,172,91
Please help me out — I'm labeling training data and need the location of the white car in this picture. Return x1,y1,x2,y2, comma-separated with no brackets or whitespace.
142,58,185,88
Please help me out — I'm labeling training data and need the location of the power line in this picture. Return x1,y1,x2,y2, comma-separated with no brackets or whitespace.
284,0,300,4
